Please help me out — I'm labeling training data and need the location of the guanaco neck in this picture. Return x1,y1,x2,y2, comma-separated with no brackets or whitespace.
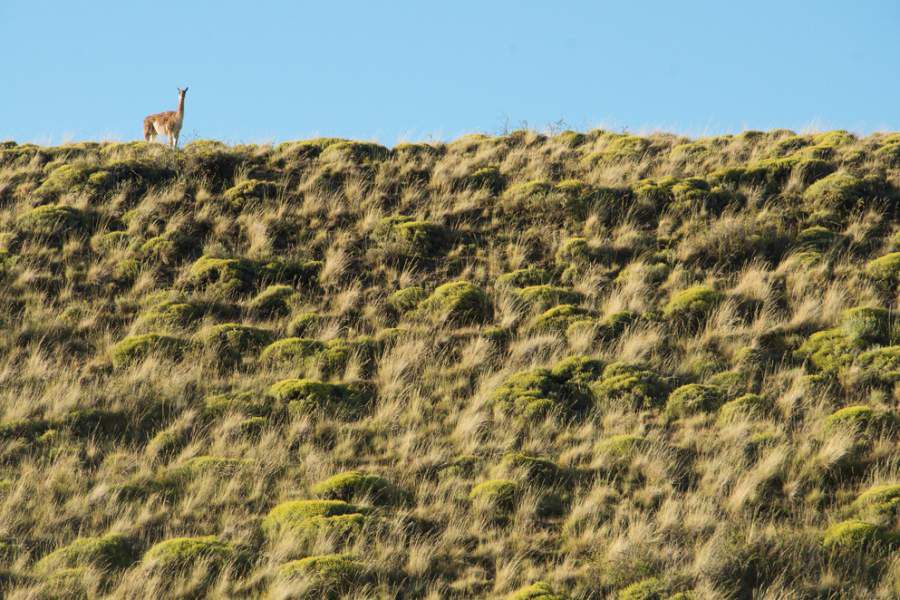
177,93,186,117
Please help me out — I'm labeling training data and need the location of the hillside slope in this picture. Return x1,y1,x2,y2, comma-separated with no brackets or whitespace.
0,130,897,598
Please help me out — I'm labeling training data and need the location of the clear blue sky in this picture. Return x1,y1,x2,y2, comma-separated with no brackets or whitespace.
3,1,898,145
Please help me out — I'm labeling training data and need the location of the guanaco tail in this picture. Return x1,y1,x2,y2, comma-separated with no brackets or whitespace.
143,87,188,148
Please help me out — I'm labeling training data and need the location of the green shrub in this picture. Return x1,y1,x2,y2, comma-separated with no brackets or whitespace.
469,479,519,514
841,307,894,345
259,337,325,365
718,393,770,422
497,267,553,288
802,172,867,213
795,329,861,375
501,453,561,486
288,311,326,337
266,379,372,417
851,345,900,386
796,226,839,251
514,285,583,311
506,581,568,600
188,256,259,296
461,165,504,193
36,534,137,574
665,384,723,419
221,179,277,209
592,362,668,410
824,405,893,431
387,286,427,314
617,576,667,600
275,553,363,595
142,536,233,571
491,366,593,419
203,390,273,417
550,355,605,386
371,216,449,260
321,141,389,163
851,484,900,523
110,333,188,368
262,500,367,538
865,252,900,287
248,284,295,318
822,519,891,549
596,434,649,459
417,281,493,326
197,323,273,364
311,471,405,504
16,204,86,239
530,304,593,333
663,286,722,322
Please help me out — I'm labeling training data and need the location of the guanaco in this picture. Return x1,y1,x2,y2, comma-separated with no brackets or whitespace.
143,87,188,148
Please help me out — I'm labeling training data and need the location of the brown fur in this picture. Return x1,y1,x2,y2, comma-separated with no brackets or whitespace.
143,88,187,148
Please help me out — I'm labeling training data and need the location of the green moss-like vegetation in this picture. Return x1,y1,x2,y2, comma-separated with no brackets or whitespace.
17,204,86,239
267,379,372,417
718,393,770,422
491,357,597,419
372,216,449,260
663,286,722,322
142,536,233,571
802,172,867,213
188,256,259,296
417,281,493,325
665,383,724,419
497,267,553,288
469,479,519,514
259,337,325,365
197,323,274,364
592,362,668,410
851,484,900,523
506,581,568,600
501,453,561,486
530,304,593,333
822,519,891,550
824,405,893,431
248,284,295,318
617,577,667,600
795,329,862,375
36,534,137,574
515,285,583,311
222,179,277,209
387,286,427,314
865,252,900,286
110,333,188,367
262,500,367,538
851,345,900,386
311,470,405,504
275,553,364,595
841,307,894,345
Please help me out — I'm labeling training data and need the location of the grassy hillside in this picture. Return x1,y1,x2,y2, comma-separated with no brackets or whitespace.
0,129,897,599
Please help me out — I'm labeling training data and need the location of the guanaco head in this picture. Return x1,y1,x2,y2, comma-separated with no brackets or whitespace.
178,87,189,97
